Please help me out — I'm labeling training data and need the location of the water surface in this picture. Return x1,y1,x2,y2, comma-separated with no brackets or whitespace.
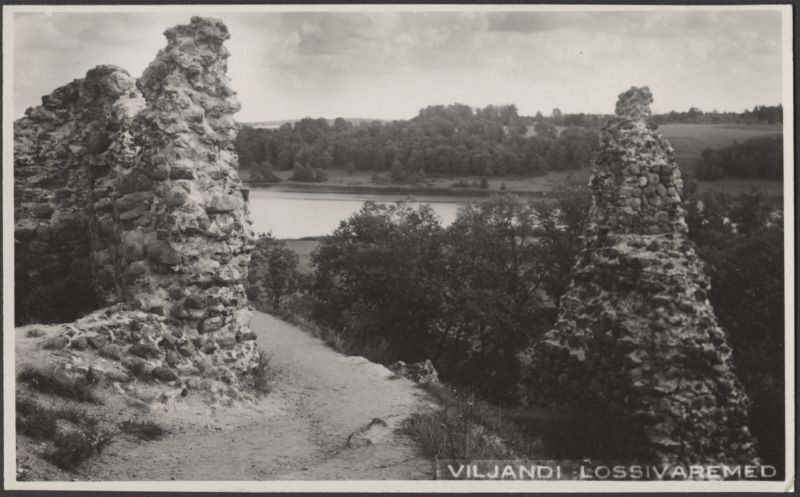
247,189,475,238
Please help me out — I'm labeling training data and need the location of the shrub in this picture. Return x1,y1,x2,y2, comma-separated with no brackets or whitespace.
16,397,59,440
48,429,115,471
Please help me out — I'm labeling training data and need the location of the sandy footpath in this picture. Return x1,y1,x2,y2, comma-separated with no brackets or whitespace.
17,311,434,481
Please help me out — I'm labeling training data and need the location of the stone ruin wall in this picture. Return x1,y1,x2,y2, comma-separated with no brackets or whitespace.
14,65,143,321
529,87,757,464
14,17,257,384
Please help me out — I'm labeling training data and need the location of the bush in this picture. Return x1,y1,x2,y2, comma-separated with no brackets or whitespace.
16,397,59,440
48,429,115,471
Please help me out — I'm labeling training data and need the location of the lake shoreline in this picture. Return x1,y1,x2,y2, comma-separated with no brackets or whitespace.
243,180,555,198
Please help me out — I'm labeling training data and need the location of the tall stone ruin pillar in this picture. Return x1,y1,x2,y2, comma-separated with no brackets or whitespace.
14,17,257,385
528,87,757,463
116,17,255,361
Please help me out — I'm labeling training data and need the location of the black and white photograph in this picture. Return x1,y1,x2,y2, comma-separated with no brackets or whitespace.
2,3,794,492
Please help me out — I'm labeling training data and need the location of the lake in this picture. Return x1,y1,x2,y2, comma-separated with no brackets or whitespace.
247,189,478,238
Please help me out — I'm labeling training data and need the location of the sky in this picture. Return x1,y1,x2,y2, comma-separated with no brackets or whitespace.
11,8,785,122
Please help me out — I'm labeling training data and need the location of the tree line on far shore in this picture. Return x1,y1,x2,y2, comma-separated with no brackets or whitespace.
235,103,783,184
236,104,598,183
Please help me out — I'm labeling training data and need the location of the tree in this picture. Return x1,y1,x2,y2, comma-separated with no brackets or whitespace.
534,188,591,307
249,161,281,183
310,202,448,361
684,188,784,466
441,195,554,401
248,233,301,309
390,159,406,183
290,163,316,182
313,168,329,182
534,122,557,140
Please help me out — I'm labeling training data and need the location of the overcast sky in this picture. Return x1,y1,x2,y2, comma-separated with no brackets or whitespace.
12,9,785,122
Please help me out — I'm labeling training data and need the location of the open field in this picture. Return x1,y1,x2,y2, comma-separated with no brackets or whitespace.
243,167,589,197
660,123,782,162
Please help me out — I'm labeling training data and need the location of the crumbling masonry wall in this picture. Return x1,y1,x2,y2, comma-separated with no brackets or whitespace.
14,65,144,322
528,87,757,463
14,17,256,382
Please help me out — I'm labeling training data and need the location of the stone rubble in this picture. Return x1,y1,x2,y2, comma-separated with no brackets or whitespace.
527,87,757,465
14,17,256,392
388,359,440,385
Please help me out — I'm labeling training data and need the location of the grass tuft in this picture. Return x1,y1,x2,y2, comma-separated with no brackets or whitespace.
118,419,165,441
252,349,278,394
403,383,547,460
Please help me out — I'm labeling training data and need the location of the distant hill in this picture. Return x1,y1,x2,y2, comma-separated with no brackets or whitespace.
243,117,390,129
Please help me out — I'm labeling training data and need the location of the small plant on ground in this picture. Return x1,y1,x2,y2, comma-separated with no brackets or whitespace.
25,328,45,338
252,349,278,394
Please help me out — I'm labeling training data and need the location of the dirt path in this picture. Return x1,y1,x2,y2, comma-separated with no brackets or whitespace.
62,311,435,480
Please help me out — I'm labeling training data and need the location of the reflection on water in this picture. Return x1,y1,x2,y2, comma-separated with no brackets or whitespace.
247,189,474,238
